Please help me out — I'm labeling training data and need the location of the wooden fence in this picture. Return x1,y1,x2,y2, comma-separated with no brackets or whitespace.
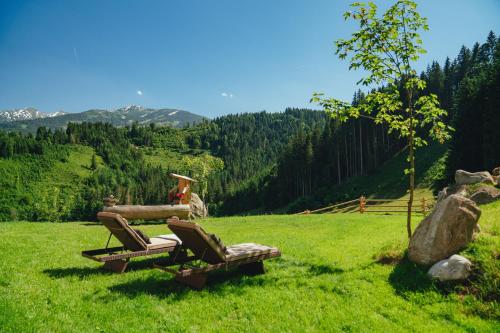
296,196,434,216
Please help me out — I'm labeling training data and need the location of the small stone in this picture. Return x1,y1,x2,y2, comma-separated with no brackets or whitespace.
427,255,472,281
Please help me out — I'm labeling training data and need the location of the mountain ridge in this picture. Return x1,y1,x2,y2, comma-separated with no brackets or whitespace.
0,105,205,132
0,107,67,123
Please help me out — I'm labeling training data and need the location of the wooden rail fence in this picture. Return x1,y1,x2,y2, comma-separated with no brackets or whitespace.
296,196,434,216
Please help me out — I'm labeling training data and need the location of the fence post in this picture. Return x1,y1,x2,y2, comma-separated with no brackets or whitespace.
421,198,426,215
359,196,366,214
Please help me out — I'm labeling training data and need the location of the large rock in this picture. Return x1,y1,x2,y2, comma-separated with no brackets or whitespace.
470,186,500,205
492,167,500,177
189,193,208,219
437,184,467,203
408,194,481,265
455,169,495,185
427,254,472,281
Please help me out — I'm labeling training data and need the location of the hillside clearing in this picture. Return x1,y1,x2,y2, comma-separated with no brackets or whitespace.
1,202,498,332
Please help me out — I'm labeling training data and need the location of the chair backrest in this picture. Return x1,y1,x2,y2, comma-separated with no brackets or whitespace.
167,218,226,264
97,212,147,251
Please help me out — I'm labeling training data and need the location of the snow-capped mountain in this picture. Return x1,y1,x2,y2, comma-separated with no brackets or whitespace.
0,106,205,133
0,108,67,123
116,105,145,113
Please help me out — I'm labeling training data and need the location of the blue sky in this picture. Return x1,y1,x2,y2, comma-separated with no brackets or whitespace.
0,0,499,118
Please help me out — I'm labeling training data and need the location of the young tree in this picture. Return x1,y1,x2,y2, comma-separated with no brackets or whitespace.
90,154,98,170
182,154,224,202
311,0,452,238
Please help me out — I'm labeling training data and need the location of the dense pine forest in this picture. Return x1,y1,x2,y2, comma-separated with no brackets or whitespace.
0,31,498,221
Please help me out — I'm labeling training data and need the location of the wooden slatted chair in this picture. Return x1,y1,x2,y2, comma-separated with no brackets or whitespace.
154,217,281,289
82,212,186,273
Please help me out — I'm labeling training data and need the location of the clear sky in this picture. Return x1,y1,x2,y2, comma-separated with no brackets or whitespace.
0,0,499,118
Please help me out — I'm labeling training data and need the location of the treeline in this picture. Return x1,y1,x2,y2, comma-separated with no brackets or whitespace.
184,109,326,212
220,105,405,215
440,32,500,184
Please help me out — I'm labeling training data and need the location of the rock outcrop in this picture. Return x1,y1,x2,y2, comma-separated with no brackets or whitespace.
492,167,500,177
189,193,208,219
427,254,472,281
470,186,500,205
408,194,481,265
455,170,495,185
437,184,467,202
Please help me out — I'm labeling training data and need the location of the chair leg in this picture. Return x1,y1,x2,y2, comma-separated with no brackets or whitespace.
176,273,207,289
103,259,129,273
239,261,265,275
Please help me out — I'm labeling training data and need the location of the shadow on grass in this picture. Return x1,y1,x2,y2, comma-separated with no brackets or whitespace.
108,269,276,299
388,256,435,296
308,263,345,275
43,257,172,279
44,266,112,279
273,257,347,276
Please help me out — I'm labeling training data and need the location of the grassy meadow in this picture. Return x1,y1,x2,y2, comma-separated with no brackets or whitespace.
1,201,499,333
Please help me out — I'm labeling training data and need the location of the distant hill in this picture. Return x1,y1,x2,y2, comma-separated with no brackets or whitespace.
0,107,66,123
0,105,205,133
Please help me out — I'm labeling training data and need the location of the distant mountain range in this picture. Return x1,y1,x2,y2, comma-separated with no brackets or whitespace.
0,107,66,123
0,105,205,132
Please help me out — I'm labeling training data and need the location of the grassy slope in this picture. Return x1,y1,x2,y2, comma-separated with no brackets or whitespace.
0,145,101,220
142,147,188,171
0,204,498,332
323,143,446,204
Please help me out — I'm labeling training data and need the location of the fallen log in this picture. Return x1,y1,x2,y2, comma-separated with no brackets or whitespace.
103,204,190,220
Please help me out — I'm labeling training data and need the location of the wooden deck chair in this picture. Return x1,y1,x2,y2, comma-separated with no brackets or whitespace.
82,212,188,273
154,217,281,289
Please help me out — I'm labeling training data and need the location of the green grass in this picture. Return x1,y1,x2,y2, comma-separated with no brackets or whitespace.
1,203,498,332
142,147,187,170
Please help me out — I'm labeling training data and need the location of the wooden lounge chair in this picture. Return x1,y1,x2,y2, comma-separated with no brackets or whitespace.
82,212,188,273
154,217,281,289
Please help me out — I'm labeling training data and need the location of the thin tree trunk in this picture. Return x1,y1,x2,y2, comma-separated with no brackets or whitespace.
352,121,359,176
344,135,349,178
337,138,341,184
359,120,363,175
407,88,415,239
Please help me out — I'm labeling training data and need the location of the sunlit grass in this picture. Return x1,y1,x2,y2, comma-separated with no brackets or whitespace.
0,204,498,332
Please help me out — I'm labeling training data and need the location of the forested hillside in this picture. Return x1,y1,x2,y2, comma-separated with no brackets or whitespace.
219,31,500,214
0,109,324,221
441,32,500,185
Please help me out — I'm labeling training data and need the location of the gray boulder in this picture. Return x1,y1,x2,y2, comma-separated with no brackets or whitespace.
427,254,472,281
408,194,481,265
492,167,500,177
470,186,500,205
437,184,467,203
189,193,208,219
455,169,495,185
